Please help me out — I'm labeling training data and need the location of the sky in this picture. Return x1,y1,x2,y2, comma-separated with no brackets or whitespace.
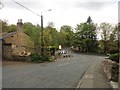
0,0,119,31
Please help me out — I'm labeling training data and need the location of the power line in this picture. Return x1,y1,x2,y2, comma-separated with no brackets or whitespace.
11,0,41,17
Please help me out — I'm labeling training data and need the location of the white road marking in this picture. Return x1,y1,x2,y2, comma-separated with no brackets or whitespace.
58,63,69,67
55,58,72,61
84,74,93,78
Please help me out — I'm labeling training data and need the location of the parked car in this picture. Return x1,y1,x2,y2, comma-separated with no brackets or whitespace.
58,50,72,57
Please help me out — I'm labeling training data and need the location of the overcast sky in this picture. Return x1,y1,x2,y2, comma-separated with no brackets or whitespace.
0,0,119,30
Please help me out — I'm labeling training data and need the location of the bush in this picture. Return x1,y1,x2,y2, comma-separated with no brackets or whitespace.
109,53,119,63
30,53,42,62
41,54,50,61
49,56,55,62
30,53,50,62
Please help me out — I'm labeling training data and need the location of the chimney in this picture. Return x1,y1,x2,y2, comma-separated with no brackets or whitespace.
17,19,23,32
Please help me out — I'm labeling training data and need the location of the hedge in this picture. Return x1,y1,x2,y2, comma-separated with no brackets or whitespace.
109,53,119,63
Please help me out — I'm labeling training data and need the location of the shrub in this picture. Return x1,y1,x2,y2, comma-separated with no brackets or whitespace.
109,53,119,63
30,53,55,62
49,56,55,62
41,54,50,61
30,53,42,62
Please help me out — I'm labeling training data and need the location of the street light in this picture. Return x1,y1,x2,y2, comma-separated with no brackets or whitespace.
41,9,52,55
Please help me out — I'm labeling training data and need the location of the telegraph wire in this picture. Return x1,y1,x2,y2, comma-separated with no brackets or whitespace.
11,0,41,17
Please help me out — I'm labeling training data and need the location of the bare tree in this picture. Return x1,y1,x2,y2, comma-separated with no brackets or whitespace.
99,22,114,54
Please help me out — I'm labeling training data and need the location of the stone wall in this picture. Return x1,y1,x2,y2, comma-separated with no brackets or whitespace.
102,59,119,82
2,44,12,60
118,62,120,90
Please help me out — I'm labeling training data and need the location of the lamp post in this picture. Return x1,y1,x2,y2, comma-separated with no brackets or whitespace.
41,9,52,55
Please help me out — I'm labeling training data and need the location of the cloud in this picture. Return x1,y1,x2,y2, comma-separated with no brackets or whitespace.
3,0,44,10
75,2,115,11
1,0,118,30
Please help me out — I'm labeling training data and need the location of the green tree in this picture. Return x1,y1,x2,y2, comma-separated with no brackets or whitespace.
8,24,17,33
45,22,59,48
2,20,9,33
74,21,98,53
107,24,120,54
60,25,74,47
99,22,114,54
2,20,17,33
24,22,41,53
87,16,92,24
43,27,52,48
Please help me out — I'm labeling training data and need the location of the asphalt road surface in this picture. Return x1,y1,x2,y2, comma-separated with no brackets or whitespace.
2,53,105,88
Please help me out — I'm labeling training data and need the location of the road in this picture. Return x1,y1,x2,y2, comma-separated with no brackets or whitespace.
2,52,105,88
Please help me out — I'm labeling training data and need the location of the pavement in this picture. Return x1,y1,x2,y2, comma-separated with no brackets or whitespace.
76,61,113,89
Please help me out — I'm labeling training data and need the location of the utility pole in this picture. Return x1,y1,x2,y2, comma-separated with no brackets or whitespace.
41,15,44,55
118,2,120,88
41,9,52,56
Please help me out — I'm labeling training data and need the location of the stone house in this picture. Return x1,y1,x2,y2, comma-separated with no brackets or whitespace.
2,19,34,60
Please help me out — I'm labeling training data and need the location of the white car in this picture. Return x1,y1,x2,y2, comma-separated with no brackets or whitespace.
58,50,72,57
